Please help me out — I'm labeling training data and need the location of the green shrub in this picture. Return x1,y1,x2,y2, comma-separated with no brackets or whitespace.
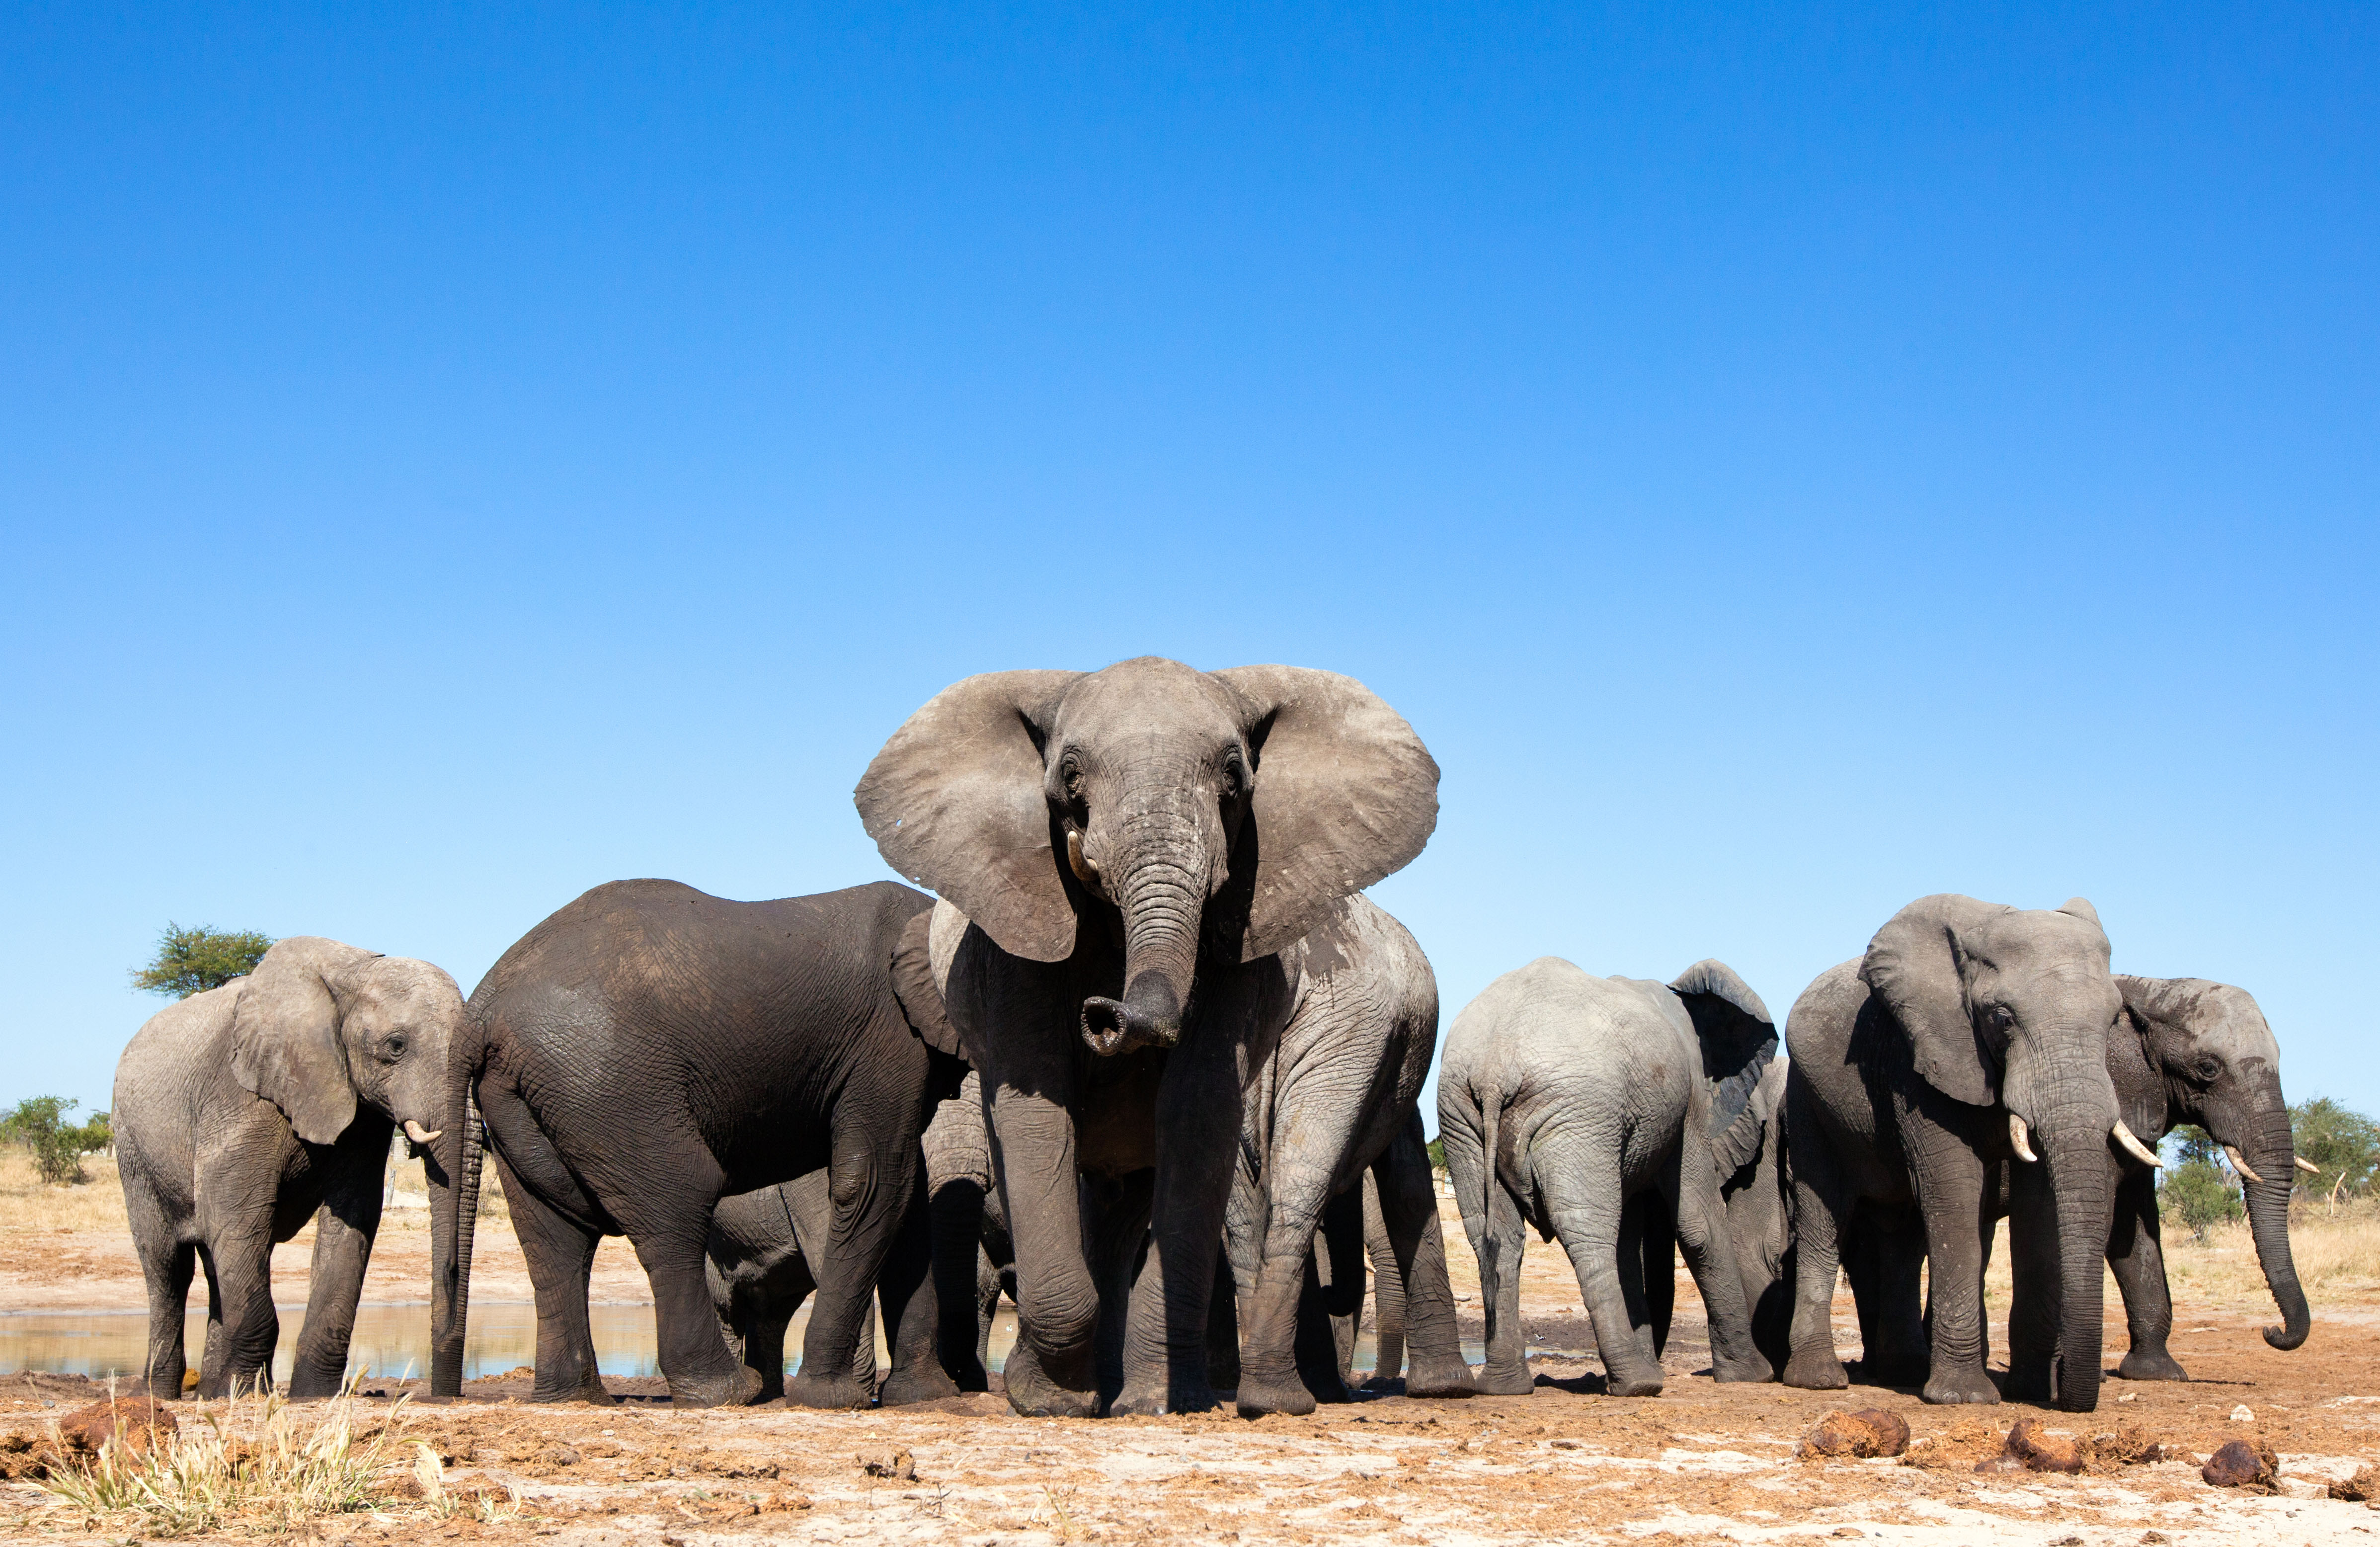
0,1097,113,1185
2161,1157,2243,1243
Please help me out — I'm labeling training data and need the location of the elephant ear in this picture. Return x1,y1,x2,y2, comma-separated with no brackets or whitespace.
890,908,965,1060
1860,894,2004,1109
1212,665,1440,962
855,670,1085,963
1668,959,1779,1173
229,936,375,1145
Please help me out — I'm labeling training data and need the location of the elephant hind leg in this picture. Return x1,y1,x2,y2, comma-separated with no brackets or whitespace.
140,1238,197,1398
1543,1156,1664,1399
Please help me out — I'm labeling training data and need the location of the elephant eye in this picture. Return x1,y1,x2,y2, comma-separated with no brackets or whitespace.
1986,1005,2016,1030
2193,1055,2221,1083
1219,750,1247,801
384,1035,408,1061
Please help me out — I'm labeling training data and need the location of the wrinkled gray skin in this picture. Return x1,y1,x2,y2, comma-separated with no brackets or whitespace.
706,1171,883,1398
921,1071,1016,1389
1784,895,2125,1411
1437,957,1778,1398
859,658,1439,1417
1216,897,1473,1416
113,938,463,1398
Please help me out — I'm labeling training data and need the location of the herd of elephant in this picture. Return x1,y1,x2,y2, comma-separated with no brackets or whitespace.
108,658,2311,1420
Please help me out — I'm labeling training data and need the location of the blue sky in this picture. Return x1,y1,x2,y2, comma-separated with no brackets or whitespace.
3,5,2373,1129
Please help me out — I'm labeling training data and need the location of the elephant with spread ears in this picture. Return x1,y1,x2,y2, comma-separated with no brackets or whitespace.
855,656,1438,1417
114,937,464,1398
1784,894,2133,1411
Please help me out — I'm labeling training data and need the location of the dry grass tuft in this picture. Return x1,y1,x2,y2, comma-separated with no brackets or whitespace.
30,1372,497,1538
2164,1195,2380,1300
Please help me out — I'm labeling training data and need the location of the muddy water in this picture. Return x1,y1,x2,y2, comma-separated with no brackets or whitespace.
0,1303,1026,1385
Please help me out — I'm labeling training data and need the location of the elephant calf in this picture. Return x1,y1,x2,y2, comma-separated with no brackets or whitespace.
707,1171,883,1398
114,937,464,1398
1438,958,1777,1397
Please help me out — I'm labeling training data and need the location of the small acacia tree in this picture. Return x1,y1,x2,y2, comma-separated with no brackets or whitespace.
131,923,274,998
2160,1124,2243,1242
2291,1097,2380,1201
1,1098,113,1185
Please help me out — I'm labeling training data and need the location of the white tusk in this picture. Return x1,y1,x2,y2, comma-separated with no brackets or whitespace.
403,1120,444,1145
2296,1155,2322,1175
2111,1119,2162,1169
2008,1113,2039,1163
1065,828,1103,893
2223,1145,2267,1186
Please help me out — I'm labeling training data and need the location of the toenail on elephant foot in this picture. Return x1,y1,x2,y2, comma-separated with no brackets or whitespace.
1233,1373,1318,1418
781,1370,870,1410
1404,1357,1476,1399
1472,1362,1535,1396
1781,1351,1849,1390
878,1365,960,1407
2117,1349,2188,1383
1921,1369,2000,1405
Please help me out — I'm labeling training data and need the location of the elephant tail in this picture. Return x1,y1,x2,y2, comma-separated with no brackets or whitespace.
1471,1078,1504,1241
429,1019,488,1399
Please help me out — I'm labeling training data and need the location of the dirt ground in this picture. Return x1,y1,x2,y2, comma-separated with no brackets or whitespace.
8,1158,2380,1544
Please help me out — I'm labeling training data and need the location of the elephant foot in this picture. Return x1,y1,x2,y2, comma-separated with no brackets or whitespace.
1780,1348,1848,1391
1403,1355,1476,1399
1710,1352,1773,1384
783,1370,873,1409
2117,1347,2188,1383
674,1365,768,1409
1920,1366,2000,1405
1472,1361,1536,1397
1602,1365,1665,1398
1233,1371,1318,1419
1110,1377,1217,1417
1851,1353,1929,1388
286,1367,348,1402
1000,1344,1101,1419
878,1363,960,1408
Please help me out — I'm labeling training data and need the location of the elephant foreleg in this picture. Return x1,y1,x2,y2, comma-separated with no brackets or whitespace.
1359,1172,1405,1388
138,1238,196,1399
195,1228,279,1399
287,1162,384,1399
930,1179,992,1390
1780,1080,1852,1391
2109,1161,2185,1382
1114,1026,1241,1417
873,1169,955,1406
984,1049,1101,1418
1902,1099,1999,1405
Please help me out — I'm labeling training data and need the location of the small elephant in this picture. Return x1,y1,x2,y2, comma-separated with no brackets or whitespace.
1219,896,1473,1416
1437,958,1778,1397
707,1172,883,1398
2019,974,2310,1384
1785,895,2129,1411
431,880,964,1409
857,658,1439,1417
114,937,464,1398
922,1071,1017,1390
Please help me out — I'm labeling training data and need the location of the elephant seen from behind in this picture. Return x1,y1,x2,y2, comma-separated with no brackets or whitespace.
1437,957,1779,1397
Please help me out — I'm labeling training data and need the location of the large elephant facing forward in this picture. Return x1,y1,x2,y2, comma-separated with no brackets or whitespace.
114,937,464,1398
857,658,1438,1417
1785,894,2128,1411
2028,974,2310,1384
1436,958,1778,1397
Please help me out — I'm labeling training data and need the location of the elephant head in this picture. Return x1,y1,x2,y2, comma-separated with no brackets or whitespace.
229,936,464,1149
1861,893,2124,1410
856,658,1438,1055
2118,975,2310,1351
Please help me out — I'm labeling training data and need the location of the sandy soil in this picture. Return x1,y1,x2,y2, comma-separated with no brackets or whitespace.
7,1185,2380,1545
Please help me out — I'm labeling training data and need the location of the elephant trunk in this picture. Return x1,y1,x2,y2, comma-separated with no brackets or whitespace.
2039,1100,2115,1412
1080,806,1209,1056
429,1081,484,1399
2238,1092,2311,1351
